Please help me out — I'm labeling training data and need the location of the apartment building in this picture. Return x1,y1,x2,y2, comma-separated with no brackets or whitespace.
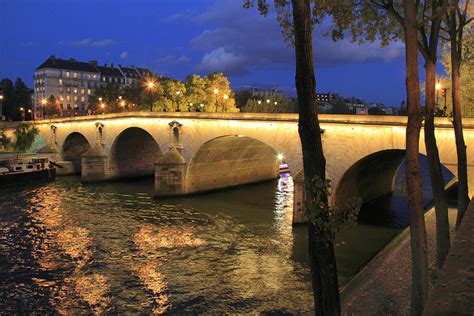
34,55,152,117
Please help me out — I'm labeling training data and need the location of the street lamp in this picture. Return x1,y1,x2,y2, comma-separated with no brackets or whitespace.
41,98,47,119
100,102,105,114
213,88,219,112
146,81,155,112
266,99,270,104
27,109,32,120
20,106,25,121
0,94,3,119
435,81,441,108
175,90,181,112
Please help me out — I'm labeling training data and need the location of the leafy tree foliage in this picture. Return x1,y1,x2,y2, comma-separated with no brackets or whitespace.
12,123,38,158
368,107,386,115
436,30,474,117
44,95,61,117
86,73,239,113
328,101,355,114
0,78,32,121
234,89,253,109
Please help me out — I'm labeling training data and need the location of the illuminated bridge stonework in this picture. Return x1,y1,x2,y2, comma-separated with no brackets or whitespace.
30,112,474,223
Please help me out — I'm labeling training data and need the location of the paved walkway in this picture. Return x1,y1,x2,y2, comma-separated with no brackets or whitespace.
340,203,470,315
423,200,474,315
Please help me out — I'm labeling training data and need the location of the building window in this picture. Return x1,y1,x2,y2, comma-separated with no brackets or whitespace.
59,79,63,85
80,96,85,102
73,89,77,94
66,71,70,78
81,89,85,94
102,77,106,82
66,96,70,101
87,89,91,95
73,72,78,78
74,96,78,102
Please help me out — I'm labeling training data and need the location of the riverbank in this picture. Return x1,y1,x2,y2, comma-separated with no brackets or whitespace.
423,199,474,315
341,207,458,315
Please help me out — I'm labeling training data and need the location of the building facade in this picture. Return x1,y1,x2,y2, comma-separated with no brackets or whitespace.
34,55,152,118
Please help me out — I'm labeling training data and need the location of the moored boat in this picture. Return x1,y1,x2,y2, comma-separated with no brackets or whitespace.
0,158,56,187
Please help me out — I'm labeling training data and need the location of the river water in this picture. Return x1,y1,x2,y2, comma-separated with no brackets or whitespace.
0,158,450,314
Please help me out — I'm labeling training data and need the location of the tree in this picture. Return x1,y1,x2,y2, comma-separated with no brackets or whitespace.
13,123,38,158
204,72,239,113
14,78,32,119
44,95,61,117
244,1,351,314
385,1,431,313
185,75,208,111
0,78,32,121
368,107,386,115
0,78,16,120
328,101,355,114
234,89,254,109
160,77,188,112
444,0,472,227
88,83,125,113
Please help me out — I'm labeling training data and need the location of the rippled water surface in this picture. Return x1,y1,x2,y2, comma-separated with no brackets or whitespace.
1,176,403,314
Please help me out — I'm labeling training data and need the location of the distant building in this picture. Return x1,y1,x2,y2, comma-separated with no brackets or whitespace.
316,92,340,103
344,98,365,110
33,55,153,117
356,107,368,115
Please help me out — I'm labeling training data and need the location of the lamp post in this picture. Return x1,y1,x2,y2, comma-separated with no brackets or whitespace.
20,107,25,121
175,90,181,112
442,87,449,114
0,94,4,119
146,81,155,112
41,98,47,119
213,88,219,112
435,81,441,109
27,109,32,120
100,102,105,114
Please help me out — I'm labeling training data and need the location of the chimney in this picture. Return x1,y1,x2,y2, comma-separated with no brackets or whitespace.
89,60,97,67
104,63,107,67
50,55,56,63
111,63,114,68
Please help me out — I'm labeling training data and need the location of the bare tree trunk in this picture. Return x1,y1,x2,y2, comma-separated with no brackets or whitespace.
451,47,470,227
424,60,450,270
291,0,340,315
449,2,470,227
404,0,429,314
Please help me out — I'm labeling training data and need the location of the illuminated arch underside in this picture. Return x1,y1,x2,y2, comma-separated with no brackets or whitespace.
186,135,280,193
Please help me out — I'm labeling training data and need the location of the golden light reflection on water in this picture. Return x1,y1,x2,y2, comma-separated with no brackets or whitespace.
131,225,207,314
26,186,111,314
133,225,206,252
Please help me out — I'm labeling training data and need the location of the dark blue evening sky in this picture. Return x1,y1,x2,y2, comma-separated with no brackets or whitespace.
1,0,417,106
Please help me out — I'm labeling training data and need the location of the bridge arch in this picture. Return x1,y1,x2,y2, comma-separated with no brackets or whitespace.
332,149,458,211
62,132,92,174
332,149,406,209
185,135,281,193
109,127,162,179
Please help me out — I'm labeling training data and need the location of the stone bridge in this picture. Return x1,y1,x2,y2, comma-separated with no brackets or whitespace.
5,112,474,222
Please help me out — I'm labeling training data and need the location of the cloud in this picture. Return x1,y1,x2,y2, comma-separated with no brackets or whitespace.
196,48,249,76
155,55,191,65
191,0,403,76
58,38,115,48
120,51,128,59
